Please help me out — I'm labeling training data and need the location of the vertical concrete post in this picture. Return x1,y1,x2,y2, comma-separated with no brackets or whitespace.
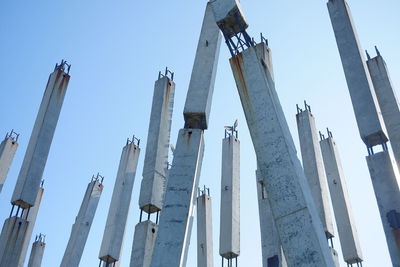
0,130,19,193
27,234,45,267
130,221,158,267
197,187,214,267
320,134,363,265
11,61,71,208
61,174,104,267
219,134,240,265
99,139,140,265
296,106,335,239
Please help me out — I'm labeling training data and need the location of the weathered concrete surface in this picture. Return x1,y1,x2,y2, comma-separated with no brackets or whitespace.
139,76,175,213
61,179,103,267
27,238,45,267
256,169,287,267
130,220,158,267
320,137,363,264
296,110,335,238
367,151,400,266
219,135,240,259
330,248,340,267
183,3,221,130
229,42,334,267
0,136,18,193
210,0,248,38
99,143,140,263
12,65,70,208
150,129,204,267
367,55,400,170
197,192,214,267
0,217,29,267
18,187,44,267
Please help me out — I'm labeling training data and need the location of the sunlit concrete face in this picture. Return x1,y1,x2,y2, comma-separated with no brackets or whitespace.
183,3,221,130
150,129,204,267
11,65,70,208
219,135,240,259
197,192,214,267
99,143,140,263
210,0,248,38
130,221,158,267
61,179,103,267
327,0,387,147
229,42,334,267
27,238,45,267
320,137,363,264
0,217,29,267
140,76,175,213
0,136,18,193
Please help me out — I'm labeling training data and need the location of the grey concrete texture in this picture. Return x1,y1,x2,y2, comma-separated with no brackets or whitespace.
320,137,363,264
327,0,387,147
0,217,29,267
229,42,335,267
197,193,214,267
330,248,340,267
367,151,400,266
150,129,204,267
367,55,400,170
296,110,335,238
210,0,248,38
183,3,221,130
0,137,18,193
140,76,175,213
219,135,240,259
12,68,70,208
99,143,140,263
255,170,287,267
130,220,158,267
60,180,103,267
27,240,45,267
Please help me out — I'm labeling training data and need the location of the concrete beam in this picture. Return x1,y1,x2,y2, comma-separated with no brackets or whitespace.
0,217,29,267
130,220,158,267
0,133,18,193
27,235,45,267
197,189,214,267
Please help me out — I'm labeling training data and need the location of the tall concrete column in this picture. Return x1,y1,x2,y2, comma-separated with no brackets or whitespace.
320,132,363,265
0,130,19,193
61,174,104,267
197,187,214,267
27,234,45,267
99,139,140,265
130,221,158,267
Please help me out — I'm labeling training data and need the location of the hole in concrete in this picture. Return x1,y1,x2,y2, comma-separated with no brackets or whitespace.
151,228,155,233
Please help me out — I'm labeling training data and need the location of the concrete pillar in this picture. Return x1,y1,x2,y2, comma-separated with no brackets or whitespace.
219,134,240,263
139,72,175,214
367,52,400,170
150,129,205,267
367,151,400,266
327,0,387,148
255,169,287,267
228,41,334,267
0,130,19,193
130,221,158,267
197,187,214,267
18,185,44,267
296,107,335,239
27,234,45,267
61,175,104,267
99,140,140,265
320,135,363,264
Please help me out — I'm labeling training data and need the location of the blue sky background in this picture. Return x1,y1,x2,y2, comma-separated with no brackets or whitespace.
0,1,399,266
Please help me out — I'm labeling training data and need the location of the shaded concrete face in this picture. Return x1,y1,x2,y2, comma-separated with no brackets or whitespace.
183,3,221,130
12,68,70,208
296,110,335,238
140,76,175,213
0,137,18,193
100,144,140,263
327,0,387,147
61,180,103,267
320,137,363,264
367,55,400,169
150,129,204,267
229,42,334,267
130,221,158,267
219,135,240,259
27,240,45,267
197,193,214,267
255,170,287,267
367,151,400,266
210,0,248,38
0,217,29,267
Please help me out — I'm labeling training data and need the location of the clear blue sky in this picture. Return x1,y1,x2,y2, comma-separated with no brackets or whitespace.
0,1,399,266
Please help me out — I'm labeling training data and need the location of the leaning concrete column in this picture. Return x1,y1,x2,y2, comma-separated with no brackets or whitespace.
0,130,19,193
